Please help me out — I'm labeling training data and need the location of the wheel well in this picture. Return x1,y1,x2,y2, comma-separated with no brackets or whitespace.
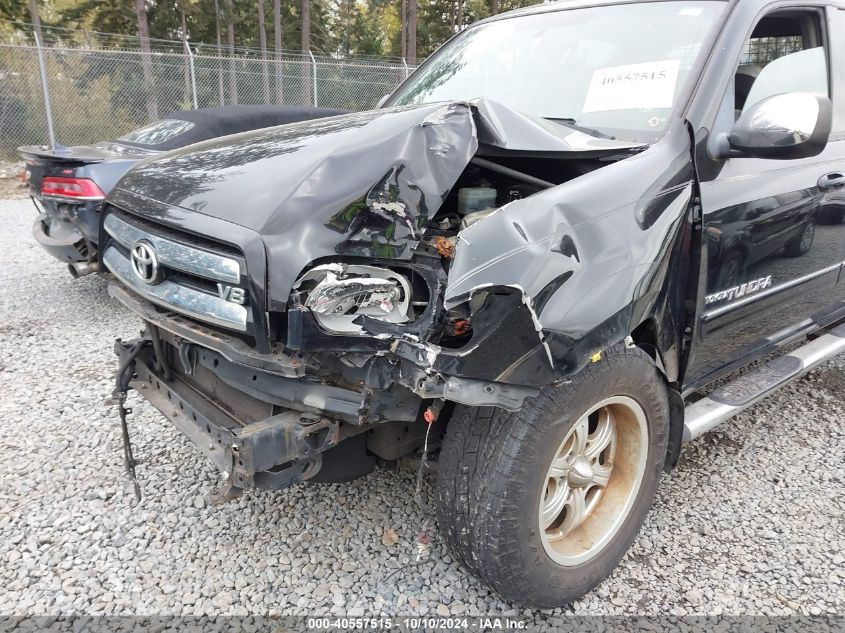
630,320,685,471
630,320,664,373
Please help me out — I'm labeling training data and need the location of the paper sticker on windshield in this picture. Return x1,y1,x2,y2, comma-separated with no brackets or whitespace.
583,60,680,113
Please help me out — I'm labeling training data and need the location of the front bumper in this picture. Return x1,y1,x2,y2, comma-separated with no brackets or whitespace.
116,339,340,489
109,282,424,424
111,276,541,431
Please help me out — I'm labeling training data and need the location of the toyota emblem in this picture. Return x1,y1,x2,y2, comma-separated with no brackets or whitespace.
130,240,162,285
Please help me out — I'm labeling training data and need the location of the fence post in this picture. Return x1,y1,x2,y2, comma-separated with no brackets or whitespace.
33,31,57,149
184,40,199,109
402,57,409,80
309,50,317,107
217,53,225,106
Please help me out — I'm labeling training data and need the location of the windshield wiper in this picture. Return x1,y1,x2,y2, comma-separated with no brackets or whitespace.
545,117,617,140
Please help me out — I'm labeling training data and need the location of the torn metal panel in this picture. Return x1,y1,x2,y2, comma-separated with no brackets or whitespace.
471,98,646,155
397,363,540,410
391,288,558,387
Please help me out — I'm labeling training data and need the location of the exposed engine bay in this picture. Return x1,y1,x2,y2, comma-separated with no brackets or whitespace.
288,153,612,353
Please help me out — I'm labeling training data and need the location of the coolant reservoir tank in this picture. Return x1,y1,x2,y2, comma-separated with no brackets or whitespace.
458,187,497,215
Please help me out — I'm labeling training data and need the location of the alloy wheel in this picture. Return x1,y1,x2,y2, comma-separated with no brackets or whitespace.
539,396,649,566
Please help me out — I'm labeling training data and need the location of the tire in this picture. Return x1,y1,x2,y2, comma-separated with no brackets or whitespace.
436,346,669,608
784,221,815,257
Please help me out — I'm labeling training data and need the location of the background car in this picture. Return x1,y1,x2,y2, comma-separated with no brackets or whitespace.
18,105,348,277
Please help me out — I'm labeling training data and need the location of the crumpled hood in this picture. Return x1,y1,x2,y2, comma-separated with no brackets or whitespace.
113,99,642,234
114,104,475,236
110,99,643,304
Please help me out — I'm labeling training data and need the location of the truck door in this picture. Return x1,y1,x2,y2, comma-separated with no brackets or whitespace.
685,5,845,388
828,7,845,293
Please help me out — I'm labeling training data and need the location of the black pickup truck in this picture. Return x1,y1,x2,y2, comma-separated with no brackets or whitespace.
102,0,845,608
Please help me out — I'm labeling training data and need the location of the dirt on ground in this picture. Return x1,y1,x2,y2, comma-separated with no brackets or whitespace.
0,161,27,199
0,178,27,199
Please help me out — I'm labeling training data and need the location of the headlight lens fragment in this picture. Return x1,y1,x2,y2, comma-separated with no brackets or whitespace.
294,263,413,334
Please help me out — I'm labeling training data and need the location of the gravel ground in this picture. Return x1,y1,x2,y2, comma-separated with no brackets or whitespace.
0,197,843,621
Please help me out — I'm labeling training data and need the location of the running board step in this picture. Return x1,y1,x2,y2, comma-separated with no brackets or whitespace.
683,323,845,442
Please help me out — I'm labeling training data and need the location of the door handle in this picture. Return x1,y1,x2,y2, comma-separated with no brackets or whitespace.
818,172,845,191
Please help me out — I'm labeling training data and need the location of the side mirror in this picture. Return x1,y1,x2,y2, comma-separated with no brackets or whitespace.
727,93,832,160
376,94,391,109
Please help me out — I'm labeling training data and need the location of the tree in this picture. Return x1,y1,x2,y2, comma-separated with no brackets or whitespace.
257,0,270,103
301,0,311,105
134,0,158,119
214,0,225,105
400,0,406,59
28,0,43,44
180,2,190,107
32,0,545,71
344,3,387,57
0,0,29,30
301,0,310,51
273,0,283,104
407,0,417,64
224,0,237,103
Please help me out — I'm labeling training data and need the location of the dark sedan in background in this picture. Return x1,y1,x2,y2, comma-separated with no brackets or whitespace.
19,105,348,277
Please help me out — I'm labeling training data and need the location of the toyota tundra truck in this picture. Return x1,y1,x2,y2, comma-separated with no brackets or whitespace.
102,0,845,607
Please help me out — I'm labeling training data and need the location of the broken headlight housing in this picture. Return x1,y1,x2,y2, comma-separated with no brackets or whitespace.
292,263,413,334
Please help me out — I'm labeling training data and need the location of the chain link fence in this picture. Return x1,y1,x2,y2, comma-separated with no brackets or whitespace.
741,35,804,66
0,42,415,159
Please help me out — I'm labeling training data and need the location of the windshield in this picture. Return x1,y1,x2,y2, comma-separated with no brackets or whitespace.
390,1,724,142
118,119,195,146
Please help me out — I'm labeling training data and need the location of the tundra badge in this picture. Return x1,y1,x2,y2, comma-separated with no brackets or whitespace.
705,275,773,305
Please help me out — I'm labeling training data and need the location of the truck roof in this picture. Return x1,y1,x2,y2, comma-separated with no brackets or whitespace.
483,0,733,24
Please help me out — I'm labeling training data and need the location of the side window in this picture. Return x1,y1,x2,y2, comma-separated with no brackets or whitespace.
741,33,804,66
732,10,829,117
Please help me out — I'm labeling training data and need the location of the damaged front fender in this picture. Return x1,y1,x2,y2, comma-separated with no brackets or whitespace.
439,119,697,387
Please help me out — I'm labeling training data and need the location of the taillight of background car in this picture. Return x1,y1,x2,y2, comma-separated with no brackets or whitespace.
41,177,106,200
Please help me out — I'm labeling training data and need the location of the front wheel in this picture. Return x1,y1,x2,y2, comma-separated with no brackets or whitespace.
436,346,669,608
